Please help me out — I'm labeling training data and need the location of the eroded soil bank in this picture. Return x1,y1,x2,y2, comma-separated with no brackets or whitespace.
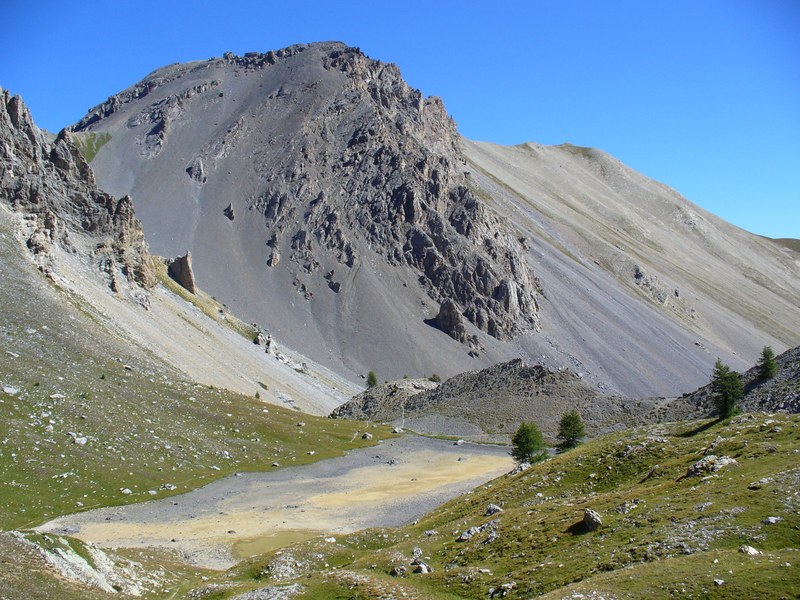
38,435,513,569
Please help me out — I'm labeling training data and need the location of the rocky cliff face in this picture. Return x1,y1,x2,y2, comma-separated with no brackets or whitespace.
0,88,154,293
74,43,538,342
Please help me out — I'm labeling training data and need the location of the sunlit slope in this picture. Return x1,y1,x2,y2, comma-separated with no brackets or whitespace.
464,140,800,359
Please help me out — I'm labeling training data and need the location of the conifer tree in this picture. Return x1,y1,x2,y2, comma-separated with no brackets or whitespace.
366,371,378,388
557,409,585,449
756,346,778,381
711,359,743,419
511,421,547,463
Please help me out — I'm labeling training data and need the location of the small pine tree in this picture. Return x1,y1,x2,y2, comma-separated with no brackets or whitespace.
366,371,378,388
756,346,778,381
557,409,586,449
711,358,743,419
511,421,547,463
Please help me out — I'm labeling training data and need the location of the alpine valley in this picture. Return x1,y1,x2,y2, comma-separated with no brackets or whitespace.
0,42,798,599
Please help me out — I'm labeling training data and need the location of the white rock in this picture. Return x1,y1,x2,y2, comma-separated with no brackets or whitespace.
413,563,431,574
485,504,504,516
121,488,132,495
739,545,762,556
2,385,20,395
584,509,603,531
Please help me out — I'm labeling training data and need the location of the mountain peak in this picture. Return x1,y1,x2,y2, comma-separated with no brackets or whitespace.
73,43,541,379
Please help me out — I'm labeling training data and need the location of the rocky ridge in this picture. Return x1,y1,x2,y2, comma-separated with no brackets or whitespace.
0,87,154,294
336,347,800,441
334,359,667,440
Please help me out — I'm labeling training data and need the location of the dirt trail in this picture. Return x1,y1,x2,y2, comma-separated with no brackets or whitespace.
38,435,513,569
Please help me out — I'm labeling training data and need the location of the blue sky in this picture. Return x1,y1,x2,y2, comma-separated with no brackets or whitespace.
2,0,798,239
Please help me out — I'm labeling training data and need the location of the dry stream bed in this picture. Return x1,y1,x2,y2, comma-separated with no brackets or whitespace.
38,435,513,569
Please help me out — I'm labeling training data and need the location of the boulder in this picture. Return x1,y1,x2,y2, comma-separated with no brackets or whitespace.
748,477,773,490
413,563,432,574
167,252,197,294
185,157,207,183
485,504,503,516
584,509,602,531
686,455,737,477
457,526,481,542
264,334,276,355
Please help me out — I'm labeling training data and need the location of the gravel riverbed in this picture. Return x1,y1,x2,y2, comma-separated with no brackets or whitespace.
38,434,513,569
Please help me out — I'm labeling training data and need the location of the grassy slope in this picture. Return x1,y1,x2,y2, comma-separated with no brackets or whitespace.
220,412,799,599
71,131,112,163
0,214,390,532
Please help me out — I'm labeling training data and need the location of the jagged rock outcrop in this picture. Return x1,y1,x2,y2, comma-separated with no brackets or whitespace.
0,87,154,291
433,299,468,343
268,45,541,341
166,252,197,294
